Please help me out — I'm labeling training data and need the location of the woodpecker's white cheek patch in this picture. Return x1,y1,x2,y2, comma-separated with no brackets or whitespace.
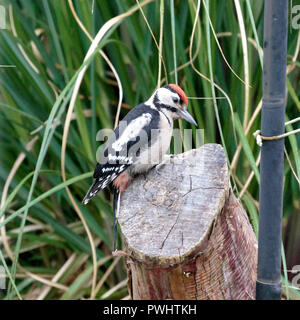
112,113,152,152
156,88,179,107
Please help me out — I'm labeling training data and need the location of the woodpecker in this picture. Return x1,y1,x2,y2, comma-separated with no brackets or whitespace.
82,84,197,205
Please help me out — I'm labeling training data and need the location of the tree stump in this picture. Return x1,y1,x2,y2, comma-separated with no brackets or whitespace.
118,144,257,300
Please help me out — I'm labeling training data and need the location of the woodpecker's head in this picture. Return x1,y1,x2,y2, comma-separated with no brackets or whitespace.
147,84,197,126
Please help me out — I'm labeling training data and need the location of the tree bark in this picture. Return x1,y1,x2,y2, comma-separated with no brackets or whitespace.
118,144,257,300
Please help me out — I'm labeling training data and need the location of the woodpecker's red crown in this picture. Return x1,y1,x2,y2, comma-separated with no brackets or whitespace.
168,84,188,105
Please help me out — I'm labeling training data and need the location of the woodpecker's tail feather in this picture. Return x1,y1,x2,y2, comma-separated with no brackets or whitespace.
82,174,113,204
82,179,101,205
82,163,130,205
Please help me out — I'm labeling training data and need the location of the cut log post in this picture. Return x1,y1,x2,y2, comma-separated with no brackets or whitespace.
118,144,257,300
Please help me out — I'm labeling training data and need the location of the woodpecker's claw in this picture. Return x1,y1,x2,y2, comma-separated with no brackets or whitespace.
155,165,162,175
155,154,174,175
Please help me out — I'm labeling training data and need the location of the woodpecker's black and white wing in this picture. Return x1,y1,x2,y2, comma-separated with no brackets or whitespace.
82,104,160,204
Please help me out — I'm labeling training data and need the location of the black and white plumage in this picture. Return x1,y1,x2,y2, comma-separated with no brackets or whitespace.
82,84,197,205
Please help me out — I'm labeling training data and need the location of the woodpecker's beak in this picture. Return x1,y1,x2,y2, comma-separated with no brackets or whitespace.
178,109,198,126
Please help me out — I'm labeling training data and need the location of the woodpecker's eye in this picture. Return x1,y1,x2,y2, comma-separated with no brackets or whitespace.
172,96,179,104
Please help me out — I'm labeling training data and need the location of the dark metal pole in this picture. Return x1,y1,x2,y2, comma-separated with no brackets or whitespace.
256,0,288,300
